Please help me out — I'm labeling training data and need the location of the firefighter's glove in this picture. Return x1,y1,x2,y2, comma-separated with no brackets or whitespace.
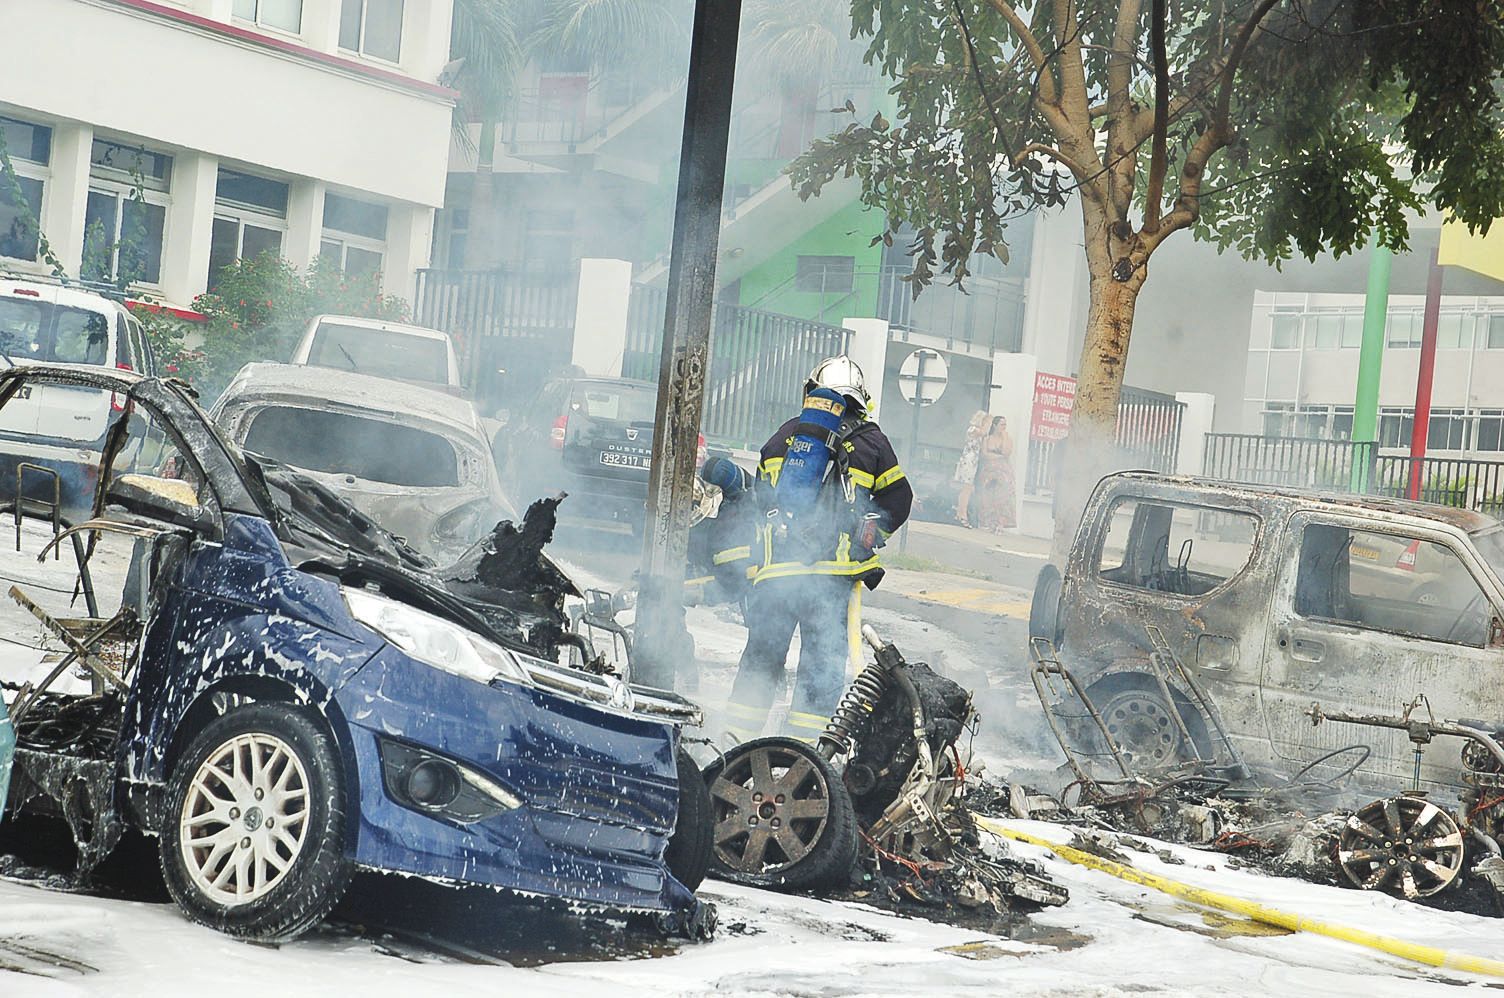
855,516,884,551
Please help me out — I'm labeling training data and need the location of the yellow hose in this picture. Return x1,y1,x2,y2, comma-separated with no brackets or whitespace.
976,817,1504,979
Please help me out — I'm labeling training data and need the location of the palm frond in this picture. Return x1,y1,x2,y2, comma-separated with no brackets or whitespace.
530,0,691,72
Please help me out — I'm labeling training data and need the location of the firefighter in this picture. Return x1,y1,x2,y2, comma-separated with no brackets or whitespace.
697,455,757,606
724,356,912,744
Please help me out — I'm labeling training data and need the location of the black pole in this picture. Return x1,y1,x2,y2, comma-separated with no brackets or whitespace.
633,0,742,690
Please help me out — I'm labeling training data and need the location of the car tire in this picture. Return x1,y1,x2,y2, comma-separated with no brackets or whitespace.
665,747,713,892
704,737,858,890
159,703,353,942
1028,564,1064,645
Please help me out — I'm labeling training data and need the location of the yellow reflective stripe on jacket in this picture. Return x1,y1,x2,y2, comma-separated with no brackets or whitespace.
752,555,883,582
713,545,751,565
847,467,875,489
761,456,784,485
874,465,905,490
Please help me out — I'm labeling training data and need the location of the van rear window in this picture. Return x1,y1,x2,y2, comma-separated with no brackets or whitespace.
242,406,458,488
0,299,109,364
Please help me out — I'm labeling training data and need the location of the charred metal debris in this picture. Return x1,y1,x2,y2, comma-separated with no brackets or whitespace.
704,626,1068,919
1025,629,1504,916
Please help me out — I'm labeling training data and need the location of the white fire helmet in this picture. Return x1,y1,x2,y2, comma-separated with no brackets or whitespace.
805,355,871,417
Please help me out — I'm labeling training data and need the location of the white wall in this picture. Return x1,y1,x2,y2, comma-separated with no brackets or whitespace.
6,1,452,208
1,0,454,306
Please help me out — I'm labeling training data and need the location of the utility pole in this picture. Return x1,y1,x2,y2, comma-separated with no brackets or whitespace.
633,0,742,691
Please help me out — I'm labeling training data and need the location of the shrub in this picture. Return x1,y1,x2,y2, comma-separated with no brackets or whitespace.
190,254,408,397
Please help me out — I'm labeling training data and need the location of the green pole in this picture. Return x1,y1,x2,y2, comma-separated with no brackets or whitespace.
1350,243,1391,492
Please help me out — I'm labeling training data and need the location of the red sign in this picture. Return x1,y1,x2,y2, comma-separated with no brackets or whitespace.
1031,372,1076,443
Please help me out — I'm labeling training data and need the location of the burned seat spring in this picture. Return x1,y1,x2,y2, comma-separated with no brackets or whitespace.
820,659,892,758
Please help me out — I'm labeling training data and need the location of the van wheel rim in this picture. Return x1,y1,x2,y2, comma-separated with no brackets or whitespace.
1101,690,1180,769
180,732,311,907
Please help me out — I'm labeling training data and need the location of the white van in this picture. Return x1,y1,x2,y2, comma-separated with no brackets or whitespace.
291,314,462,391
0,276,158,515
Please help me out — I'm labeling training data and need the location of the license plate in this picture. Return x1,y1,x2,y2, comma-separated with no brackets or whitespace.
600,451,649,470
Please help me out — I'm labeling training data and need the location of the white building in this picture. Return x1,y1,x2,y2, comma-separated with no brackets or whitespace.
1243,291,1504,454
0,0,454,308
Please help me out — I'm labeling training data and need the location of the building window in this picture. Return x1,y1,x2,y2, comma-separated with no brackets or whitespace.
1487,314,1504,350
1269,312,1301,349
1438,312,1471,350
795,255,856,294
1308,312,1345,350
1428,407,1470,450
440,208,468,269
339,0,403,62
1478,410,1504,452
81,139,172,286
1331,406,1354,441
1262,402,1295,438
1386,310,1422,348
0,116,51,263
1378,408,1414,449
207,169,288,291
233,0,302,33
319,192,388,277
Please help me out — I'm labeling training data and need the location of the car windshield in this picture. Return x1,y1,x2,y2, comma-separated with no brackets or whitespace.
0,298,110,364
242,405,459,487
571,383,657,423
306,323,449,385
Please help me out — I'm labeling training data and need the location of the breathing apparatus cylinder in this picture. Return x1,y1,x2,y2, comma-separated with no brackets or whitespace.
769,387,847,560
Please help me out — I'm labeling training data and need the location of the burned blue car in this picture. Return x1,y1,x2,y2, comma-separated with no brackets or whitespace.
0,365,713,942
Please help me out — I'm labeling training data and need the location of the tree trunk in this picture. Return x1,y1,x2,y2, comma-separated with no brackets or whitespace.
1050,210,1146,560
466,118,498,270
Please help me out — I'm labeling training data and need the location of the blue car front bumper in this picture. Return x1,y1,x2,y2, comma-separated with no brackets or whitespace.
335,646,700,921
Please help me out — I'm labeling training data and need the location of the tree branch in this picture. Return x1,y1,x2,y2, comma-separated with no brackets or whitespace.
1014,141,1088,177
1143,0,1170,229
984,0,1058,105
1216,0,1283,126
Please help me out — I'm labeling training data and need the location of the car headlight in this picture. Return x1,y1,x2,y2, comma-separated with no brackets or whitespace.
342,586,532,688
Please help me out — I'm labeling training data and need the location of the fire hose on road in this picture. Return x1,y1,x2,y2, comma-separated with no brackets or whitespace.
976,817,1504,980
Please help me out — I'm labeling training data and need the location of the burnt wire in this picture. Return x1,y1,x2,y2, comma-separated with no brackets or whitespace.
4,690,121,757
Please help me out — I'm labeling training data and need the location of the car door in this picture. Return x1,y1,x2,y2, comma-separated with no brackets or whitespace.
1260,511,1504,790
1075,490,1272,766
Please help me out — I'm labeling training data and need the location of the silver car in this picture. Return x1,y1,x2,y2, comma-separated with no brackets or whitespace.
213,362,512,562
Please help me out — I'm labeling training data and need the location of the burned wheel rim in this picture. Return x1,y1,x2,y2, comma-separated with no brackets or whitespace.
179,732,311,907
1099,688,1182,769
1338,796,1464,899
709,743,832,875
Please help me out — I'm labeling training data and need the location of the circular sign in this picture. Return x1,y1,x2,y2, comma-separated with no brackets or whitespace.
898,349,948,406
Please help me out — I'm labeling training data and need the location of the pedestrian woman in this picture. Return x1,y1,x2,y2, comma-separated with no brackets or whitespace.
953,410,989,526
974,416,1018,532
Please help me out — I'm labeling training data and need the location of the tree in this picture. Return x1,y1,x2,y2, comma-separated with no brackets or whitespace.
788,1,1504,552
450,0,526,269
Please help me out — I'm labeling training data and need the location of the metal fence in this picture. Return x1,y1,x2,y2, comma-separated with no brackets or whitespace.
1026,387,1187,494
624,284,850,448
413,268,578,406
1201,433,1504,516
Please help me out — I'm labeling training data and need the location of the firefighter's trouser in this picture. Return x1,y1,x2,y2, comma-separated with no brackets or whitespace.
725,574,861,744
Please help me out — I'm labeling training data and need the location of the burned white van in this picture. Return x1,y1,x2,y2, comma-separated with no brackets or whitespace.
1032,472,1504,795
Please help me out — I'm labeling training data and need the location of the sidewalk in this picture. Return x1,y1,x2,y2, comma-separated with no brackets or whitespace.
888,519,1052,588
